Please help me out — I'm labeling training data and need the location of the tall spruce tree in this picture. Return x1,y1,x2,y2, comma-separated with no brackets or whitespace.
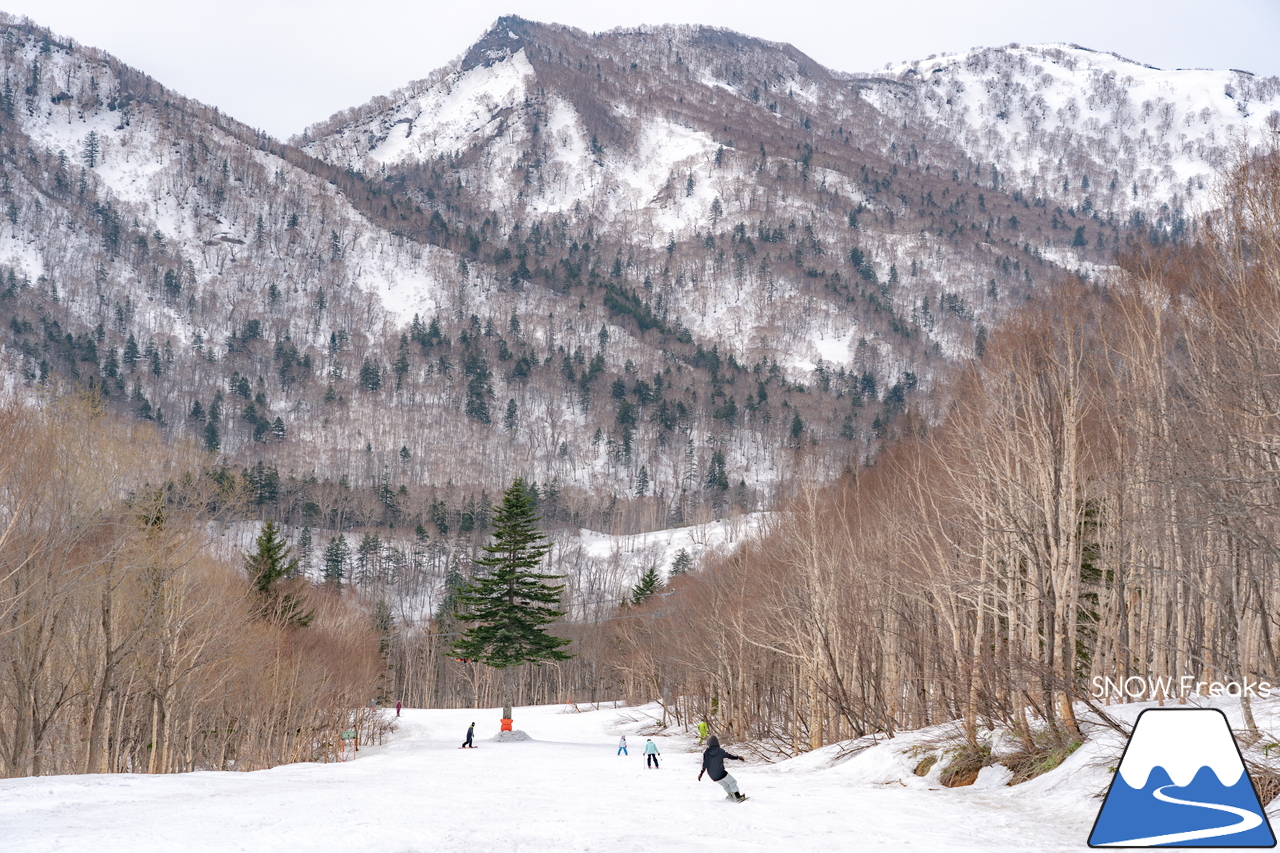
323,536,350,585
244,521,312,627
452,478,571,721
630,565,661,605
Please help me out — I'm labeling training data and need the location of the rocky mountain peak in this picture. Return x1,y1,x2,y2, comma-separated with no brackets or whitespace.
461,15,542,71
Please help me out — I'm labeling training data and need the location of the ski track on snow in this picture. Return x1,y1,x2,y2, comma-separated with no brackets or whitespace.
0,703,1099,852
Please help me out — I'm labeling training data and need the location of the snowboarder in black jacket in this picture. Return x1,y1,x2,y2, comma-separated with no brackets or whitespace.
698,735,746,801
461,722,476,748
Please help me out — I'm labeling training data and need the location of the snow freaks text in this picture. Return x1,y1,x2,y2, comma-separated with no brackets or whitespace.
1091,676,1275,702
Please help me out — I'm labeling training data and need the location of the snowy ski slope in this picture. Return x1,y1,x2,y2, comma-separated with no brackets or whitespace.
18,698,1273,852
8,697,1280,851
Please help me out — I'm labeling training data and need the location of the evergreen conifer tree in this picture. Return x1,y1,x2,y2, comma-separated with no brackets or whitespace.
244,521,312,626
358,357,382,391
635,465,650,497
465,370,492,423
203,418,220,453
297,526,313,573
373,599,394,657
452,478,572,721
323,536,350,585
631,565,661,605
122,333,139,370
83,130,100,168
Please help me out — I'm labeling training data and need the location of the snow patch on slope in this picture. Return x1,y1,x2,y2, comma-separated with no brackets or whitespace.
330,50,535,166
571,511,766,577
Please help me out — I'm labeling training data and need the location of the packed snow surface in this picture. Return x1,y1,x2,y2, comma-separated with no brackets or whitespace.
0,700,1160,852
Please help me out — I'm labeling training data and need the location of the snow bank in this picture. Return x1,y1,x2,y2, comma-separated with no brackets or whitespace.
492,729,534,742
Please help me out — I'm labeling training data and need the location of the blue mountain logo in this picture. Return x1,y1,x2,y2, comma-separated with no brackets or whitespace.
1089,708,1276,847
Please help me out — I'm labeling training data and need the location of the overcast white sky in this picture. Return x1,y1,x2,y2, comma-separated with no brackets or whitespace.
7,0,1279,140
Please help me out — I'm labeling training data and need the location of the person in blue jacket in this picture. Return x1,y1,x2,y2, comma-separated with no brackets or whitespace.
644,738,661,769
698,735,746,801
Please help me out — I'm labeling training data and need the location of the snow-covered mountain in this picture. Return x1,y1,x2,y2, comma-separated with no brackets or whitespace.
301,21,1280,387
2,13,1276,548
864,43,1280,230
304,21,1026,370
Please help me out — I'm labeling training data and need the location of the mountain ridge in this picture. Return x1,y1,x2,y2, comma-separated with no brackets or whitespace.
1,13,1274,549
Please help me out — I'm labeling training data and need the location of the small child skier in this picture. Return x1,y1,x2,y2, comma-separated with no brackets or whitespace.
617,735,628,756
644,738,660,769
698,735,746,802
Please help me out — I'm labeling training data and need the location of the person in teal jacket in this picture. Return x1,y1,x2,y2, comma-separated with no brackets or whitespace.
644,738,661,769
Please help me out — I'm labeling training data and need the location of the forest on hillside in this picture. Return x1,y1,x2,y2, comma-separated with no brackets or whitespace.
4,14,1233,558
0,398,390,777
0,17,948,541
401,142,1280,778
583,143,1280,766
